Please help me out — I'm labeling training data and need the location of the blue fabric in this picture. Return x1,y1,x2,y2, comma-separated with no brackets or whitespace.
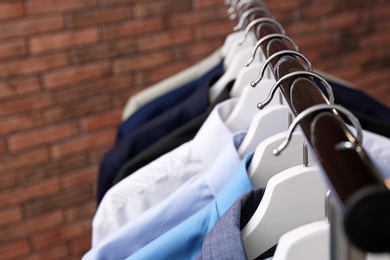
115,61,225,143
317,78,390,124
97,65,224,204
84,132,246,260
126,153,255,260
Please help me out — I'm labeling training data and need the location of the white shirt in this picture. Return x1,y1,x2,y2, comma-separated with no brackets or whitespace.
122,48,222,120
92,98,238,246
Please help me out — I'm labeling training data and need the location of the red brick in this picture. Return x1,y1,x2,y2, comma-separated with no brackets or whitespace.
136,29,193,51
32,220,91,249
0,211,63,242
0,177,60,207
30,28,100,53
0,113,42,136
181,40,222,60
0,15,64,40
0,77,40,100
69,235,91,257
133,1,191,17
0,38,26,60
361,32,390,47
26,0,97,15
16,155,88,185
0,90,68,116
0,174,16,191
167,9,216,28
194,22,235,40
81,109,122,132
0,53,68,78
50,129,116,159
324,12,360,29
8,122,80,152
109,88,140,108
0,148,49,172
70,39,134,64
0,241,30,260
113,51,172,74
24,186,93,217
43,95,111,123
64,201,96,222
265,0,308,11
135,61,190,86
0,207,22,227
88,144,112,164
285,22,319,36
194,0,221,7
28,245,69,260
0,139,6,155
43,61,110,89
104,17,164,39
71,6,133,27
72,74,133,99
0,1,24,21
60,167,97,189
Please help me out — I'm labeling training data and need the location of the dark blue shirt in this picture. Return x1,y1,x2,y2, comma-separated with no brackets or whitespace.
318,77,390,124
115,62,225,143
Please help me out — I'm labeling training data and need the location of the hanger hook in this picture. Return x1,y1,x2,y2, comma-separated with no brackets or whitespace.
238,18,285,45
233,7,274,31
227,0,240,15
273,104,363,155
250,50,311,87
257,70,334,109
229,1,268,20
245,34,299,67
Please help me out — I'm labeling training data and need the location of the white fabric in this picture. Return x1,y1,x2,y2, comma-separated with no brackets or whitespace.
92,98,238,246
359,127,390,178
122,47,223,120
347,125,390,168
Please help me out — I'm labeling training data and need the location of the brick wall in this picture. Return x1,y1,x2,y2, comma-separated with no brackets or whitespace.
0,0,388,259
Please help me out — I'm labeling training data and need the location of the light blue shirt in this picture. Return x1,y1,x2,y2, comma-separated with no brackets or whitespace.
126,153,255,260
84,132,248,260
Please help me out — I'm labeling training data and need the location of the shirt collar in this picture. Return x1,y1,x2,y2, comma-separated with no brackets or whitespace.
192,98,239,169
206,131,247,197
216,152,254,216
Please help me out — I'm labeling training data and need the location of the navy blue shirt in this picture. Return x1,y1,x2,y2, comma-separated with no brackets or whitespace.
97,63,224,204
318,77,390,124
115,62,225,143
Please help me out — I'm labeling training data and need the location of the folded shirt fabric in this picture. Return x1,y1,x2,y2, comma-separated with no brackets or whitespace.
92,99,239,246
85,131,246,259
112,80,235,186
125,153,255,260
97,65,224,204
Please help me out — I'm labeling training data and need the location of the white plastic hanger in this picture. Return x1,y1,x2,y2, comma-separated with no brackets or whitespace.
247,131,314,187
209,47,256,102
238,104,290,157
224,35,298,133
243,146,327,259
225,78,279,132
272,220,330,260
232,47,311,156
224,31,257,70
220,31,246,58
229,61,266,97
242,102,365,259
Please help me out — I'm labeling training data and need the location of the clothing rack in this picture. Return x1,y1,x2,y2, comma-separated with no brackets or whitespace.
232,0,390,256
